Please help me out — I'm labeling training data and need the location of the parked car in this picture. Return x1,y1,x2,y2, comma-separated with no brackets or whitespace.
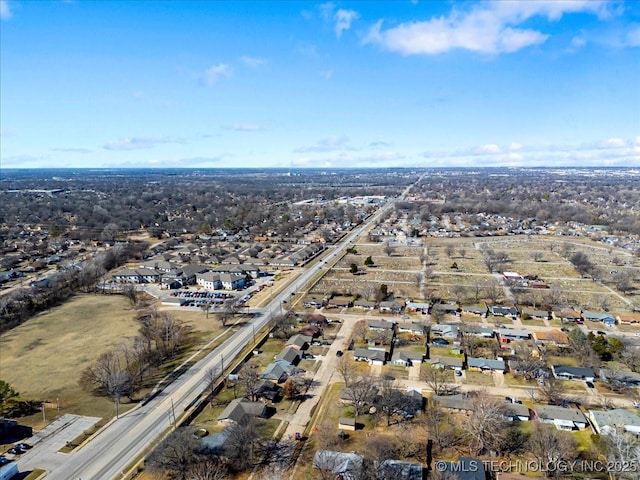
15,443,31,450
432,338,449,346
336,350,343,357
0,456,9,465
7,447,23,455
455,370,462,377
586,381,595,388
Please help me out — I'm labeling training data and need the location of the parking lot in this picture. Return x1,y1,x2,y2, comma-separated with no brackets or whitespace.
16,414,101,473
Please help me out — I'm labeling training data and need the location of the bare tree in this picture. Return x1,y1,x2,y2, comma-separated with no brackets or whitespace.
383,241,395,257
419,400,463,453
538,378,567,406
122,284,138,307
601,427,640,480
420,366,454,396
224,416,261,472
445,245,455,258
146,427,198,480
466,392,508,455
186,458,229,480
532,251,545,262
527,423,577,479
79,350,131,398
240,362,261,402
200,300,213,319
612,271,633,294
458,248,467,259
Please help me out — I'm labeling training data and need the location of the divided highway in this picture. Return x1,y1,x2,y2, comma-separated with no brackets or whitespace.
18,187,410,479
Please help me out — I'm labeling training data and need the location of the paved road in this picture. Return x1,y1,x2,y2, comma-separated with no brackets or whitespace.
16,187,408,479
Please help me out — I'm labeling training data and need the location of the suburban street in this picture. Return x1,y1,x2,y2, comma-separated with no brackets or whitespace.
15,191,404,479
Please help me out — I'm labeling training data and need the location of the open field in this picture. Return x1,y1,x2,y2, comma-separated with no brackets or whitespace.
0,294,140,399
0,294,237,426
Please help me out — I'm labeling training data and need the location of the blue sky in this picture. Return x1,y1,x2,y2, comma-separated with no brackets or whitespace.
1,0,639,169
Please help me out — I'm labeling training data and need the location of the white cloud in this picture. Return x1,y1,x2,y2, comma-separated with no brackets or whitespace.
334,9,359,37
0,0,11,20
294,135,352,153
364,0,615,55
569,34,587,50
240,56,266,67
103,136,184,151
600,137,627,148
480,144,502,154
222,124,262,132
201,64,232,87
52,147,92,154
625,24,640,47
320,69,334,79
421,136,640,167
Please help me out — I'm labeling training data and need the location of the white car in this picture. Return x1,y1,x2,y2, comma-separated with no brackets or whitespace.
633,401,640,408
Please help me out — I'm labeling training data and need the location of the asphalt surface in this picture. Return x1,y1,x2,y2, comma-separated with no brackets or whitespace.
16,191,403,479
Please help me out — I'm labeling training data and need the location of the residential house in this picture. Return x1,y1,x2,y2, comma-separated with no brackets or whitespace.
405,300,430,313
432,302,460,316
377,460,423,480
254,380,283,403
368,319,396,332
426,356,464,371
353,348,387,365
582,311,616,325
260,361,297,383
313,450,363,480
467,357,505,372
112,268,160,284
535,405,588,430
379,300,403,313
599,368,640,387
497,328,530,342
286,334,312,351
589,409,640,435
326,296,353,309
521,308,550,321
552,365,595,382
616,312,640,324
503,402,531,421
353,299,376,310
437,457,486,480
274,347,301,365
432,394,473,413
461,304,488,317
391,350,425,367
303,296,325,308
217,398,267,424
396,322,426,336
488,304,518,318
552,308,583,323
430,324,459,340
338,417,356,431
460,325,494,338
532,330,570,347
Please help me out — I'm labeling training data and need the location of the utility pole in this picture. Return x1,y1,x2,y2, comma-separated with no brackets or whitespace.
41,402,45,422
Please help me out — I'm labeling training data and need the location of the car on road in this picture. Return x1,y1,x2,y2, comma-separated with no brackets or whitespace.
7,447,23,455
432,338,449,346
336,350,343,357
0,456,9,465
15,443,32,450
633,401,640,408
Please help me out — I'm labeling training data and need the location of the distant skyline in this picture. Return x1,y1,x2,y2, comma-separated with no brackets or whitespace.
1,0,639,169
